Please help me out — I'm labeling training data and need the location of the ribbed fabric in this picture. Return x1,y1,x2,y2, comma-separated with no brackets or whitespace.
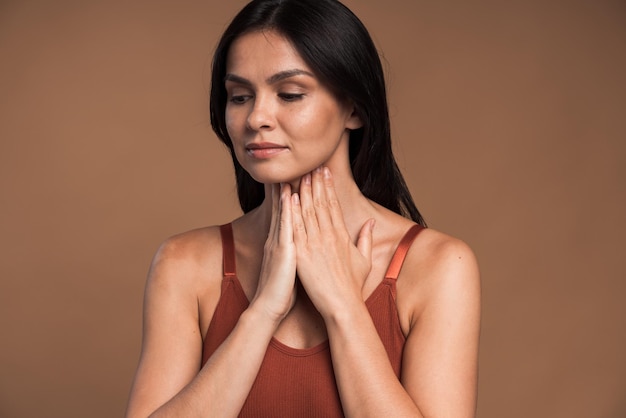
202,223,423,417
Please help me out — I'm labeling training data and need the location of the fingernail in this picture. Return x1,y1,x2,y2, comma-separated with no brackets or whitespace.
304,174,311,185
292,193,300,205
323,167,331,178
315,166,322,174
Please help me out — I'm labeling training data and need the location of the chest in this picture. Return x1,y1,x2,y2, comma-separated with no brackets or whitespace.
201,274,406,416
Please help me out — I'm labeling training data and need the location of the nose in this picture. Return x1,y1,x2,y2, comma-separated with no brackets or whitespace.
246,96,274,131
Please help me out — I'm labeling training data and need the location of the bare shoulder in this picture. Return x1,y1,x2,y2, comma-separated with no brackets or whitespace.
152,226,222,270
397,226,479,281
409,227,478,277
142,224,231,343
145,225,224,310
396,227,481,329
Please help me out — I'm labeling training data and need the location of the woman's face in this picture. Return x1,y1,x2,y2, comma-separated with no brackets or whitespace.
224,30,361,185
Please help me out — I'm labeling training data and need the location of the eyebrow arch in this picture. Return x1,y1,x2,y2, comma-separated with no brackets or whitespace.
224,69,315,86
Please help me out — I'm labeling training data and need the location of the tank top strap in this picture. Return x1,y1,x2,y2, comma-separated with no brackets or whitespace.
219,223,236,278
384,224,424,280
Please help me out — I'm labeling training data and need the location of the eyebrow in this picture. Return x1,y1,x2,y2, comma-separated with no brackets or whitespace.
224,69,315,86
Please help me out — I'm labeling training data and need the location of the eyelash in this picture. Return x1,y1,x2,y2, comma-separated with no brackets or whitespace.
229,95,251,105
228,93,305,105
278,93,304,102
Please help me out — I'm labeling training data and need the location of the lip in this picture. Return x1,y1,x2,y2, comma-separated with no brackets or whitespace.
245,142,289,159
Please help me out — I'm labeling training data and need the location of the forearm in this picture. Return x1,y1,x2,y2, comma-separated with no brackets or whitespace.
148,304,277,418
326,302,423,418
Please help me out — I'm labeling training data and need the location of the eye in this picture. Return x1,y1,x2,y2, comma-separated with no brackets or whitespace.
278,93,304,102
229,95,252,105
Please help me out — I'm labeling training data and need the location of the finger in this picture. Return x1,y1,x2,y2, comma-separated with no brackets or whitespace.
278,183,293,244
311,166,332,230
291,192,306,247
356,218,375,260
269,183,281,241
298,172,319,236
322,167,346,231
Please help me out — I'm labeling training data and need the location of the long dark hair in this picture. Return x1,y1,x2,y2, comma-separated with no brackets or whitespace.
210,0,426,226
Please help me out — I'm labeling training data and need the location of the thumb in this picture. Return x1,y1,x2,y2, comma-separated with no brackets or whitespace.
356,218,375,259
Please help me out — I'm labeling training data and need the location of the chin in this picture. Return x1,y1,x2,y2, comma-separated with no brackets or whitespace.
239,155,312,183
245,167,301,185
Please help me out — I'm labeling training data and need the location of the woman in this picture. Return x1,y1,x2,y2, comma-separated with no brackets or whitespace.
126,0,480,416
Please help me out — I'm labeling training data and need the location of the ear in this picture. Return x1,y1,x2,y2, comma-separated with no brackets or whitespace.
345,106,363,130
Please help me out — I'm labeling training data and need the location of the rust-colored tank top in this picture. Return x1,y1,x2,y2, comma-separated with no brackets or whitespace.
202,223,423,417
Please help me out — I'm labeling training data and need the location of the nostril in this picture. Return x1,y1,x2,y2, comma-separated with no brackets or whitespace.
247,113,273,130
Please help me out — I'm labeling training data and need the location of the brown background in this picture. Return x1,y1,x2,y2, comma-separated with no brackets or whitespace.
1,0,624,417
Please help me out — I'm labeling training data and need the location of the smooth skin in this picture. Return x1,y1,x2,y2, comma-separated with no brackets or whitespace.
126,30,480,417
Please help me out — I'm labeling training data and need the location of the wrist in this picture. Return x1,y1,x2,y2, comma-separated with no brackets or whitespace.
322,296,368,328
246,297,287,329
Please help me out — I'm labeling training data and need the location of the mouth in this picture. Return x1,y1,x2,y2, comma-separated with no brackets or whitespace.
245,142,289,159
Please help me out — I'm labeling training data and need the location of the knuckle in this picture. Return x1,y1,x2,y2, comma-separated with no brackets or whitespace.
328,197,340,210
278,217,290,230
302,207,316,219
313,198,327,209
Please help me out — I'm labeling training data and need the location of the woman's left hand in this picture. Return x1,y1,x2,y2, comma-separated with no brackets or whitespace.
291,166,375,319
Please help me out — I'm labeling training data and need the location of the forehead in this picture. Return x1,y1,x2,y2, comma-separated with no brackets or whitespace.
226,30,312,76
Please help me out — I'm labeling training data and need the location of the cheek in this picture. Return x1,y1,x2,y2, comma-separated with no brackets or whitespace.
286,105,342,139
225,111,245,145
225,111,236,135
224,111,248,165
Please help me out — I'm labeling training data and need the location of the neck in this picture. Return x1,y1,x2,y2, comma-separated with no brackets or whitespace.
253,164,376,243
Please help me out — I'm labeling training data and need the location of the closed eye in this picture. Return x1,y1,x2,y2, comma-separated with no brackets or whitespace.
229,95,252,105
278,93,305,102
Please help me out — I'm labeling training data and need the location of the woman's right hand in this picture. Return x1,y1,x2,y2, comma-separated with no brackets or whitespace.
250,183,297,323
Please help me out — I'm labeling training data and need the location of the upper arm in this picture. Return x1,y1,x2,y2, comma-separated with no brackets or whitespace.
399,234,481,417
126,229,221,417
